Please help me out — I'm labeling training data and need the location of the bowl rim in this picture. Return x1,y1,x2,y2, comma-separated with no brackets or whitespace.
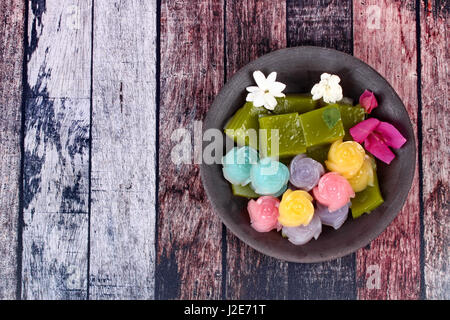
200,45,416,263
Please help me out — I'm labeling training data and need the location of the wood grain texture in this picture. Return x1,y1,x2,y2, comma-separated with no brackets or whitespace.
0,0,25,300
22,0,92,299
224,0,289,300
157,0,224,299
287,0,353,53
89,0,157,300
354,0,421,300
287,0,356,300
420,0,449,300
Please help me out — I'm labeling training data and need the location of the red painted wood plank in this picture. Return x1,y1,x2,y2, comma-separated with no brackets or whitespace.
287,0,356,300
0,0,25,300
157,0,224,299
224,0,288,300
420,0,449,300
354,0,421,300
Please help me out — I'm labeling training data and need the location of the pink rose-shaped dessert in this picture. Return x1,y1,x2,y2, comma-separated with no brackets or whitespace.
359,90,378,113
313,172,355,212
247,196,280,233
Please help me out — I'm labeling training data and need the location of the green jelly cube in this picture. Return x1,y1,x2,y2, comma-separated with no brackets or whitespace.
306,144,331,165
224,102,270,149
258,113,306,158
335,104,366,140
273,94,318,115
299,105,345,147
351,170,384,218
231,184,259,199
320,96,354,107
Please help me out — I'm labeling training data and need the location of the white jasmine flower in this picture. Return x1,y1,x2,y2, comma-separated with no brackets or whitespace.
246,71,286,110
311,73,343,104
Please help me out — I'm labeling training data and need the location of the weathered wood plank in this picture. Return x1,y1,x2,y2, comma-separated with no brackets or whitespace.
286,0,356,300
0,0,25,300
157,0,224,299
420,0,449,300
22,0,91,299
354,0,421,299
89,0,157,299
224,0,289,300
287,0,353,53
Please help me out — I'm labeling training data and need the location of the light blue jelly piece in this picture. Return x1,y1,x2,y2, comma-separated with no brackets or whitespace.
222,146,259,186
271,184,288,198
250,158,290,195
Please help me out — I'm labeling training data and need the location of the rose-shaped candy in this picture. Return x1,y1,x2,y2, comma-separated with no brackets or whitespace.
313,172,355,212
289,154,325,191
282,214,322,245
222,146,258,186
272,184,288,198
247,196,280,232
250,158,289,195
325,139,365,179
315,202,349,230
278,189,314,227
347,155,375,192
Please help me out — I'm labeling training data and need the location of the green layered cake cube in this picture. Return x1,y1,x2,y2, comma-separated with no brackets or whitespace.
337,104,366,140
258,113,306,158
299,105,345,147
231,184,259,198
273,94,318,115
351,170,384,218
306,144,331,165
224,102,270,149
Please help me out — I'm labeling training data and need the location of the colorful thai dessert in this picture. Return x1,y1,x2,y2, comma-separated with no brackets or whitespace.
222,71,407,245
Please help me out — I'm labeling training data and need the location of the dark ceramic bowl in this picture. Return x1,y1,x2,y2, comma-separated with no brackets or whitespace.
200,46,415,263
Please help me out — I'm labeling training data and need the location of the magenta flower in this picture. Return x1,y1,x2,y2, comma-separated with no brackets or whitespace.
359,90,378,113
350,118,407,164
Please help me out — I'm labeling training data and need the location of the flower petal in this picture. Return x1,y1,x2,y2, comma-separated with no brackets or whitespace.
349,118,380,143
246,86,260,93
270,81,286,94
375,121,407,149
252,92,265,107
329,74,341,84
264,93,277,110
320,73,331,81
266,72,277,84
359,90,378,113
253,70,266,89
272,92,286,98
311,84,323,100
364,132,396,164
246,92,254,102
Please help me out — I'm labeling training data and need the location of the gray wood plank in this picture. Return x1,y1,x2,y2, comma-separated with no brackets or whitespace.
89,0,157,299
420,0,449,300
0,0,25,300
22,0,91,299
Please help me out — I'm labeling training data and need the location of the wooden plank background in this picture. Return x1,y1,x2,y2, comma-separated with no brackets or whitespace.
22,0,91,299
0,0,25,300
354,0,421,300
89,0,157,300
0,0,448,300
420,0,449,299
